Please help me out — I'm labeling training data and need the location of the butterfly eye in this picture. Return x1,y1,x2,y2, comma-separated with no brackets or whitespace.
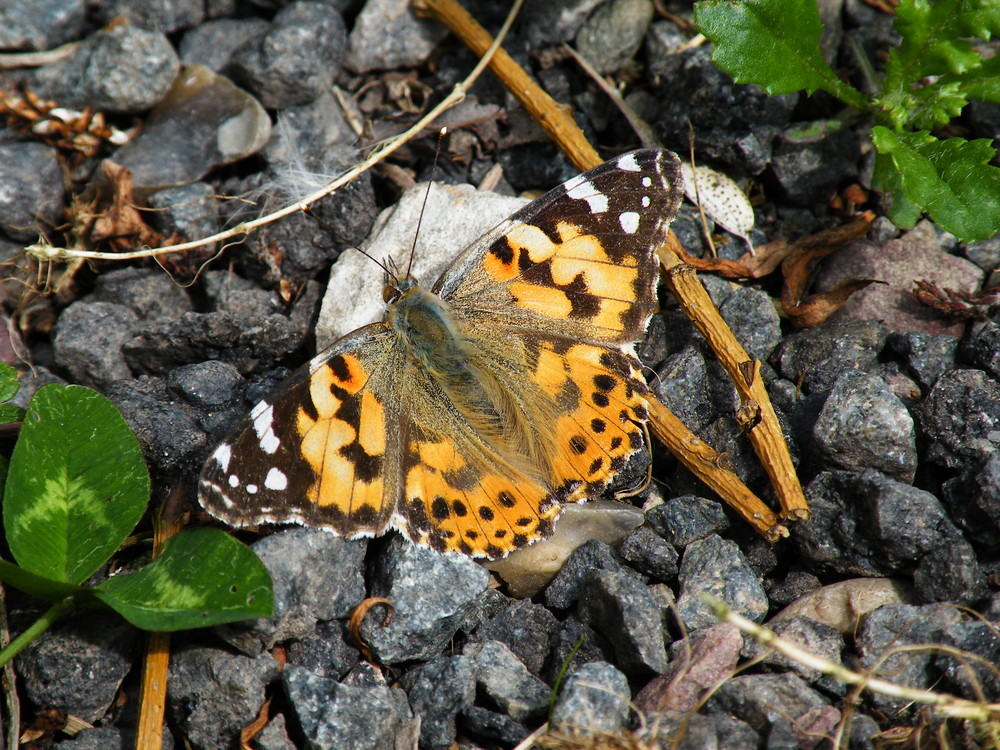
383,284,399,303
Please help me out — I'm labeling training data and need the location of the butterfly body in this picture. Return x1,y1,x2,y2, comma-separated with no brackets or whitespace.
200,149,683,559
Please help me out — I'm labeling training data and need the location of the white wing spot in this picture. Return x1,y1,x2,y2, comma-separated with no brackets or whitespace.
252,402,280,454
265,467,288,491
566,178,608,214
617,153,640,171
228,474,240,488
641,196,650,207
619,211,640,234
642,176,652,187
246,484,259,495
212,443,232,472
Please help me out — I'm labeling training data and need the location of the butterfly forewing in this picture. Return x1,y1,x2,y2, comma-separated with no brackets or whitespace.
198,149,684,559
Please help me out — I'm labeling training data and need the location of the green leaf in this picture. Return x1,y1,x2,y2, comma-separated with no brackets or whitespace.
0,363,20,403
92,529,273,631
890,0,1000,81
958,54,1000,103
871,127,1000,242
3,384,149,584
871,149,922,230
0,404,25,425
694,0,868,109
0,557,84,601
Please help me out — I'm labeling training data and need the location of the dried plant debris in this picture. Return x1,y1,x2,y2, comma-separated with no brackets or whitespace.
0,86,131,157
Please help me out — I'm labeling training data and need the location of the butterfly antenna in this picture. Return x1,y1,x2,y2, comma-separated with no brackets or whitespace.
302,205,392,277
405,127,448,279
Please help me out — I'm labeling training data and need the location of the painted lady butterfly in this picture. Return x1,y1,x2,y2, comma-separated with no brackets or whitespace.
199,149,683,559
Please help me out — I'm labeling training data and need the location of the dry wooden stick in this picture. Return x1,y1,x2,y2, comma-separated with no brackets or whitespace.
660,236,809,520
134,492,187,750
418,0,807,531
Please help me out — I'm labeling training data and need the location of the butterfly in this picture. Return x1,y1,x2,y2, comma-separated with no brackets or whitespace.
199,149,683,559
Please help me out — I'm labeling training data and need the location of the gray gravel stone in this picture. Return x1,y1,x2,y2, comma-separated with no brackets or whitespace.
651,344,719,434
641,712,760,750
400,654,476,750
465,641,550,722
542,617,607,685
180,18,270,71
856,603,964,715
543,539,634,610
653,47,798,175
744,615,845,687
773,318,888,394
360,535,489,663
33,25,180,113
344,0,448,73
230,1,348,108
521,0,604,47
168,645,278,750
216,529,367,654
677,534,768,630
59,726,174,750
646,495,730,547
967,320,1000,381
251,713,295,750
54,301,139,389
886,331,959,391
106,375,208,473
812,371,917,482
15,612,136,724
0,141,64,242
94,0,204,32
168,361,243,408
619,525,680,581
88,266,193,324
771,126,861,206
550,662,630,736
284,619,360,681
918,369,1000,470
575,0,654,74
0,0,86,50
719,284,784,362
148,183,219,247
578,569,669,677
283,665,418,750
468,599,558,675
707,673,829,733
941,452,1000,546
459,705,529,746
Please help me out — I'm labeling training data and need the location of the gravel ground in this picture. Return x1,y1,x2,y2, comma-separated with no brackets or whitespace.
1,1,999,749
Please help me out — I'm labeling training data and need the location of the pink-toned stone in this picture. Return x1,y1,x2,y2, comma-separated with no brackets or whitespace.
816,222,984,336
634,622,742,715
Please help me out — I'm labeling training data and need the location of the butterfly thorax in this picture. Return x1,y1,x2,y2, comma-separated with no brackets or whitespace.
385,276,557,479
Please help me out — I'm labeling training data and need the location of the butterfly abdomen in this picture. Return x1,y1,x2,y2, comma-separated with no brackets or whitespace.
387,282,558,478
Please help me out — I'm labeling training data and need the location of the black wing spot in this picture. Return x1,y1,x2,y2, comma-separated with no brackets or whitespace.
610,436,623,450
592,392,610,408
593,374,616,392
497,491,517,508
479,506,495,521
591,418,607,433
588,458,604,475
569,435,588,454
431,497,450,520
515,517,533,527
452,500,468,517
329,354,351,382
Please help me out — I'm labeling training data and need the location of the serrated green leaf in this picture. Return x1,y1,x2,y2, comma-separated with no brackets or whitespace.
3,384,150,584
872,127,1000,242
0,557,84,600
871,149,922,230
958,54,1000,103
0,363,19,403
92,529,273,631
693,0,867,108
889,0,1000,84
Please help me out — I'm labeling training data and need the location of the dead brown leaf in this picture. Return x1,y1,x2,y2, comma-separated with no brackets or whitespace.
89,161,169,252
912,279,1000,320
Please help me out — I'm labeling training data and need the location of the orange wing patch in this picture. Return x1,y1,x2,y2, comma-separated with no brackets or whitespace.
295,353,392,531
529,339,649,499
396,428,561,558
